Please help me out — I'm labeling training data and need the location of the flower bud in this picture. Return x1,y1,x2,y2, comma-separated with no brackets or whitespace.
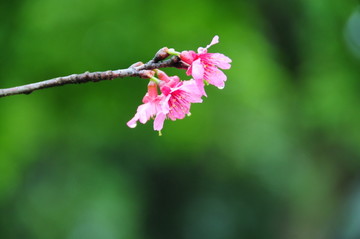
153,47,170,62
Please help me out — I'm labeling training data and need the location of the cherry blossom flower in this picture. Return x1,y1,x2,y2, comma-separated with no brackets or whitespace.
180,35,232,95
127,81,169,131
128,35,232,134
127,71,203,132
158,70,203,121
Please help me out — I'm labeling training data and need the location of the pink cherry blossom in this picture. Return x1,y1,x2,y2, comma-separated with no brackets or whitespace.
127,72,203,132
180,35,232,95
127,81,169,131
158,71,203,121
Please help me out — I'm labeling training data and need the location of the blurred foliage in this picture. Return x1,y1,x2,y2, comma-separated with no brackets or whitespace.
1,0,360,238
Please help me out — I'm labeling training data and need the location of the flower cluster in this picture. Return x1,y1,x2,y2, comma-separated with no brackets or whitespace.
127,35,232,134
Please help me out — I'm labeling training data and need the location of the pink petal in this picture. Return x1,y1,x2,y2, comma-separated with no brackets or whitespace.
147,82,159,98
168,109,186,121
127,115,139,128
161,85,171,96
180,51,197,64
205,66,227,89
173,113,186,120
154,112,166,131
206,35,219,49
197,36,220,54
209,53,232,69
197,47,207,54
186,65,193,76
167,76,180,88
160,95,171,113
195,78,207,97
137,104,151,124
181,80,203,103
191,59,205,81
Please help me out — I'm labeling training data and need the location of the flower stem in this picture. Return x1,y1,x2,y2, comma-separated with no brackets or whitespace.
150,76,161,84
167,48,181,56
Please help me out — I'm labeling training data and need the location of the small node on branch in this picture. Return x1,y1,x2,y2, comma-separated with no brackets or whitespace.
130,62,144,68
139,70,155,79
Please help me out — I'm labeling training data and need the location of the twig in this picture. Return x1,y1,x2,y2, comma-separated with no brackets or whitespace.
0,52,189,98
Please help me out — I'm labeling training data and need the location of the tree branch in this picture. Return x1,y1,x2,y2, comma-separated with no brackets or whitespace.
0,52,189,98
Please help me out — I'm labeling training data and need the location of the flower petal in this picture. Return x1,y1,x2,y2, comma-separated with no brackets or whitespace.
205,66,227,89
147,81,159,98
191,58,205,81
195,78,207,97
154,112,166,131
206,35,219,49
198,36,219,54
181,80,204,103
186,65,193,76
180,51,197,64
209,53,232,69
127,114,139,128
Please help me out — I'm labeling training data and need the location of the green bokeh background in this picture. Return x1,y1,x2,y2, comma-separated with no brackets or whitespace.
1,0,360,238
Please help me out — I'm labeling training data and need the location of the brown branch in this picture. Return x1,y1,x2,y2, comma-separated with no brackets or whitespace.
0,51,189,98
